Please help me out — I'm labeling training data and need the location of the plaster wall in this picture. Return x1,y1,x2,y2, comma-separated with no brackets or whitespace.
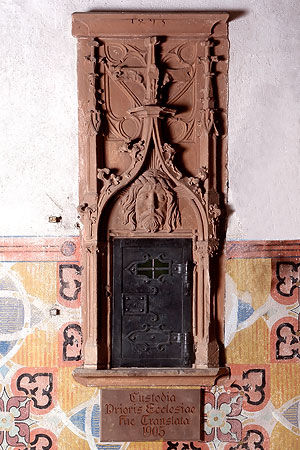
1,0,300,240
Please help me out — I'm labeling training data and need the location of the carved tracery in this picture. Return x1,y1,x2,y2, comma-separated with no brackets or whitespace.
72,13,229,384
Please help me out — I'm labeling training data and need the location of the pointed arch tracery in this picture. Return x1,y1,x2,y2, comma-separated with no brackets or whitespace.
72,12,229,386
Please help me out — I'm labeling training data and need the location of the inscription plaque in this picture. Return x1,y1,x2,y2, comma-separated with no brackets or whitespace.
101,389,201,442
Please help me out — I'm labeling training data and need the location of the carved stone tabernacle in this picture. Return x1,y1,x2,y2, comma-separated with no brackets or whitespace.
72,12,229,387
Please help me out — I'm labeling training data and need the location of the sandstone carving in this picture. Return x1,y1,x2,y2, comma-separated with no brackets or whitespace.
162,143,182,180
121,169,180,233
119,140,145,178
208,203,222,239
97,168,121,194
187,166,209,196
72,12,229,385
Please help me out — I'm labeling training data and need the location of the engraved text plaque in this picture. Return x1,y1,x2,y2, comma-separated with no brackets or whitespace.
101,389,201,442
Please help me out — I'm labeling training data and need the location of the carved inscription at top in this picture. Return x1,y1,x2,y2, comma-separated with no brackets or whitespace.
101,389,201,442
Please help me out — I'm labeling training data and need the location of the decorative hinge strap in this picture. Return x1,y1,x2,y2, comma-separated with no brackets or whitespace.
171,331,194,366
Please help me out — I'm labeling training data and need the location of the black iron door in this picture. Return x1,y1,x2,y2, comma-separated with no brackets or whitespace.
111,238,194,368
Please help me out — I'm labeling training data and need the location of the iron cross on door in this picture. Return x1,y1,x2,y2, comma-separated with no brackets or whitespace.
112,238,194,368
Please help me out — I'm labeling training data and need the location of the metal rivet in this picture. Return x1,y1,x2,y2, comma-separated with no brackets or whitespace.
49,216,62,223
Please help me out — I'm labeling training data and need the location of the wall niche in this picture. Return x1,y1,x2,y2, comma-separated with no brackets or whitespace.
72,12,229,387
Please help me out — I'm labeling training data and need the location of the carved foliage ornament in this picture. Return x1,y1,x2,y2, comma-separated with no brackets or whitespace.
72,13,229,381
78,24,225,242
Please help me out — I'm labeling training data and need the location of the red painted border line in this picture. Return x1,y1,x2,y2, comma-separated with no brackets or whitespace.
1,237,299,261
0,237,80,262
226,240,300,259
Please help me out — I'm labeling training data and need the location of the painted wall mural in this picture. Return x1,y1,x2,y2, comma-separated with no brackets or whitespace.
0,238,300,449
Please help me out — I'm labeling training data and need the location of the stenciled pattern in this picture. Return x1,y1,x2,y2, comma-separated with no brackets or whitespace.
225,246,300,449
224,424,270,450
61,323,83,363
12,368,56,414
58,263,82,308
229,366,270,412
0,237,300,448
164,442,208,449
204,388,244,444
0,388,31,448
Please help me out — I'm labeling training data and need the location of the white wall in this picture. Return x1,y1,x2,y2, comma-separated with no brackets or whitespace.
1,0,299,239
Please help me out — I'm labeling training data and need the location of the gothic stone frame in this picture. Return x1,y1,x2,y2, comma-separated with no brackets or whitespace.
72,12,229,387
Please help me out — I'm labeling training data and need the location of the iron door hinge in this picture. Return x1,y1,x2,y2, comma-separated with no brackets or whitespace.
172,261,193,295
171,331,194,366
